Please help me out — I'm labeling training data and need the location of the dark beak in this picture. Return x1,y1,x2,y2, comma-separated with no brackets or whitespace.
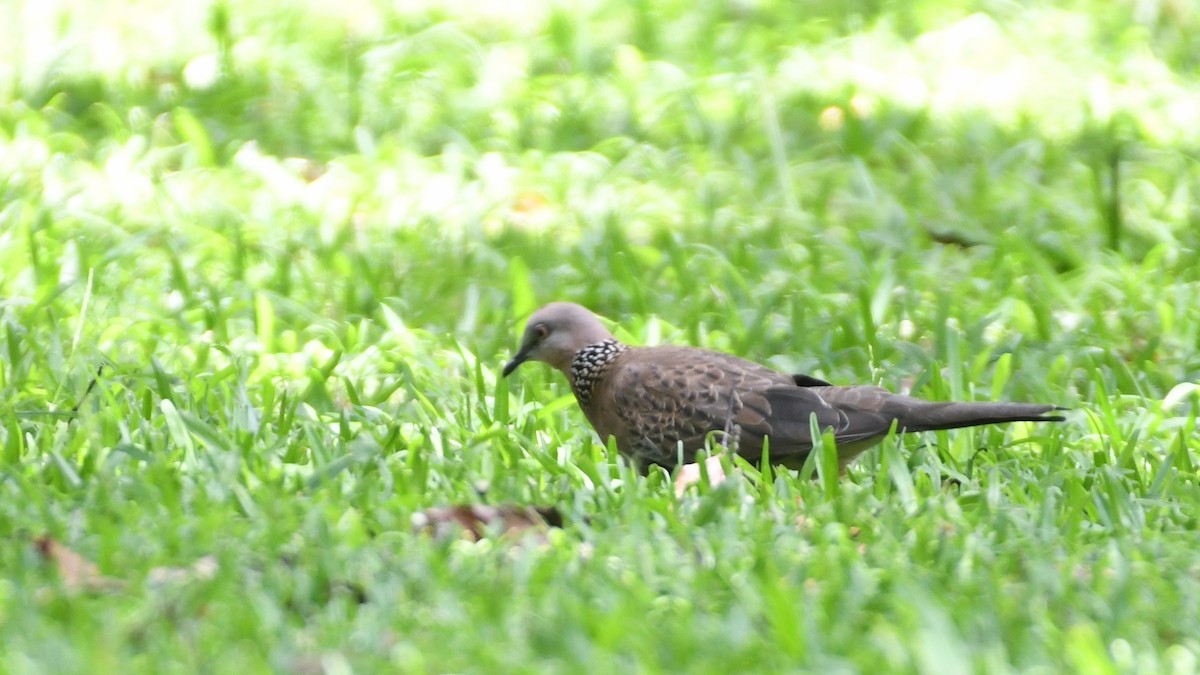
502,345,532,377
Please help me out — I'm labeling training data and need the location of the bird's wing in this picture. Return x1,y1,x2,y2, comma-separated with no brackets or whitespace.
761,385,897,448
792,373,834,387
607,348,858,463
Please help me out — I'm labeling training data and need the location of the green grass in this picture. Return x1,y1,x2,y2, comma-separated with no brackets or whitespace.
3,0,1200,672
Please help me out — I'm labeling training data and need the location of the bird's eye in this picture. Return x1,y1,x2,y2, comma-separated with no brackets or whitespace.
534,323,549,340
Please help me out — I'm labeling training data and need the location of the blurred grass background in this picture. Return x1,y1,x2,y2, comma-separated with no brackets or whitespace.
2,0,1199,672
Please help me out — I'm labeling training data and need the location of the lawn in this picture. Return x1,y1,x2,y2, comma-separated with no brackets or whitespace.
2,0,1199,672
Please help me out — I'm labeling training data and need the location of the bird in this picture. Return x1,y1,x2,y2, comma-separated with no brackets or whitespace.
502,302,1066,473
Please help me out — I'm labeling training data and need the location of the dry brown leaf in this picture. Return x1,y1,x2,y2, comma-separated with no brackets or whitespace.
34,536,125,593
412,504,563,542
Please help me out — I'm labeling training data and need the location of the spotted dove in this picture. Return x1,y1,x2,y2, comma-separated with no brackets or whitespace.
503,302,1065,473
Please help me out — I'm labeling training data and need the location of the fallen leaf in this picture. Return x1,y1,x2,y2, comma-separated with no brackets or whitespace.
34,536,125,593
412,504,563,542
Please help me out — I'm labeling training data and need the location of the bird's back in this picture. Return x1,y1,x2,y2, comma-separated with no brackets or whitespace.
581,345,815,469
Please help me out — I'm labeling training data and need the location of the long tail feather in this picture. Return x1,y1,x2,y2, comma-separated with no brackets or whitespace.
894,401,1067,433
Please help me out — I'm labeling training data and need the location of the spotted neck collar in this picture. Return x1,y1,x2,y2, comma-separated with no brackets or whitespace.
568,339,627,404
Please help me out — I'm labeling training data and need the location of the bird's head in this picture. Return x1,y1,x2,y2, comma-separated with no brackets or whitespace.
503,302,617,376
